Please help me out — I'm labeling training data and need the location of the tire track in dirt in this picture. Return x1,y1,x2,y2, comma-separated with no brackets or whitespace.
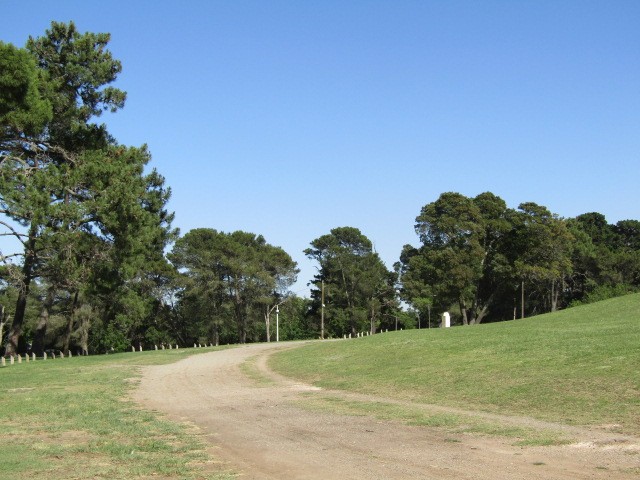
133,342,639,479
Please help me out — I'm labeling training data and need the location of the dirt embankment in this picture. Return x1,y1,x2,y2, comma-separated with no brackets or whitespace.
133,342,639,479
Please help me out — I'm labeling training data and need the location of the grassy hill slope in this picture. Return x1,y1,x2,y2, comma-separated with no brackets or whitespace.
271,294,640,435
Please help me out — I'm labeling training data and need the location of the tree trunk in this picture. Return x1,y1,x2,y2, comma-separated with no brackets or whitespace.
79,314,89,356
7,231,38,356
473,303,490,325
0,305,5,355
32,287,56,356
472,293,494,325
62,290,79,356
459,299,469,325
264,307,271,342
550,279,560,312
350,305,357,337
236,303,246,344
8,292,27,355
213,322,219,346
339,269,357,337
232,284,246,344
369,303,376,335
320,280,325,340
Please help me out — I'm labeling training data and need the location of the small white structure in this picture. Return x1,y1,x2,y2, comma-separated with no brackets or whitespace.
442,311,451,328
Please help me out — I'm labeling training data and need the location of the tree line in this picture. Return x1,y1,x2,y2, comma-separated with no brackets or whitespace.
1,23,638,355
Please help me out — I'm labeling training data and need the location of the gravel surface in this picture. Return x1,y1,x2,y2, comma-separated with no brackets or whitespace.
133,342,640,479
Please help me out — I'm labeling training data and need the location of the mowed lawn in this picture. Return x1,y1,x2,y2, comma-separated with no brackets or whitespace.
270,294,640,436
0,348,235,480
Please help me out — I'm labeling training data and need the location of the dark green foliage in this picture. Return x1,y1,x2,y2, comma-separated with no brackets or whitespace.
25,21,126,150
1,22,174,355
169,229,298,344
567,214,640,305
0,42,52,135
400,194,639,323
401,192,515,325
305,227,398,337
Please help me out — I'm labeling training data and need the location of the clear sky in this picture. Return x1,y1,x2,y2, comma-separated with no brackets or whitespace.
3,0,639,295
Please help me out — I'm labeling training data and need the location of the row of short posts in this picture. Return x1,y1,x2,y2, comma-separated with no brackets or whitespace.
1,350,71,367
340,312,451,340
2,340,220,367
343,329,392,339
130,343,216,352
342,312,451,339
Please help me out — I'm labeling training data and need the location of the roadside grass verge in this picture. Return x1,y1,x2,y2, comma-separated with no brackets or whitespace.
0,348,236,480
239,355,276,387
295,394,569,446
270,294,640,437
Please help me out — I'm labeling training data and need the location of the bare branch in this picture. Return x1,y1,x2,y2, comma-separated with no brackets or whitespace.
0,221,28,247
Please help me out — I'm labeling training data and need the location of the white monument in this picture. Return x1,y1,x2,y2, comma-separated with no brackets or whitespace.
442,311,450,328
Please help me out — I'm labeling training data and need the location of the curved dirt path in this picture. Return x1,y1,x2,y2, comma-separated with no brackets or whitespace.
133,342,639,479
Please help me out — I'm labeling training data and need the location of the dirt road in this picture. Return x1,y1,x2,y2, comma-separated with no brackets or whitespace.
133,342,639,479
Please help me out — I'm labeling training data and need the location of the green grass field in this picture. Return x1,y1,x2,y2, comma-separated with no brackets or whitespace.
2,294,638,478
270,293,640,436
0,348,235,480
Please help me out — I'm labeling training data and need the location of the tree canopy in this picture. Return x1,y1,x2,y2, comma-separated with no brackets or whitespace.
169,229,298,344
1,21,175,356
305,227,398,337
399,192,638,326
1,22,638,356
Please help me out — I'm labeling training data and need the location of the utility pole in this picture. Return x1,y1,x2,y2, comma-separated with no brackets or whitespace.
276,305,280,342
320,280,325,340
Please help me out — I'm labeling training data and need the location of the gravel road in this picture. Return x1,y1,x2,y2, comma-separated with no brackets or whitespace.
133,342,639,479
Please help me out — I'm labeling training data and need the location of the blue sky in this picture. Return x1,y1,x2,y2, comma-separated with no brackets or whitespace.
3,1,639,294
